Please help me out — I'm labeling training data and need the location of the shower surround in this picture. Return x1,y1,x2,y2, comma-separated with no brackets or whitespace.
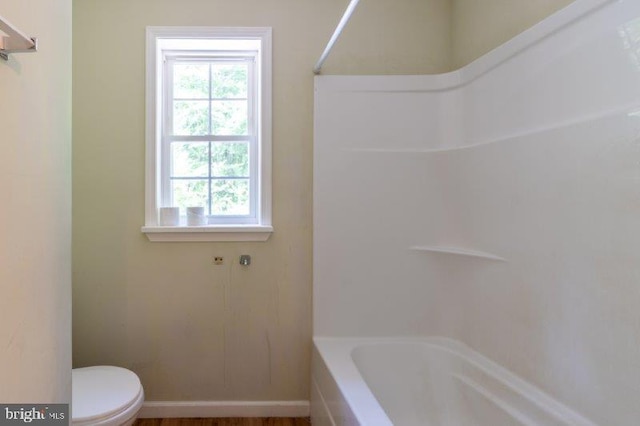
313,0,640,424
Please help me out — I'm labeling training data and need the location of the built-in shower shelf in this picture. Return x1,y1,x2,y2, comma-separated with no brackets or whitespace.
410,246,507,262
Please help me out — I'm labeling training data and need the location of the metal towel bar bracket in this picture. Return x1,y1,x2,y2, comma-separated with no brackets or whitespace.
0,14,38,61
0,37,37,61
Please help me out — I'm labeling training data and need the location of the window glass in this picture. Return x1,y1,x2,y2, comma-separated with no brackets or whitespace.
211,142,249,177
211,100,248,136
173,100,209,135
212,64,248,99
211,179,250,216
171,142,209,177
167,57,253,217
171,179,209,213
174,63,209,99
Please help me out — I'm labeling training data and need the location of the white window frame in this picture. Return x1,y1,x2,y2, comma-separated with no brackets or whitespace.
142,27,272,242
162,53,258,224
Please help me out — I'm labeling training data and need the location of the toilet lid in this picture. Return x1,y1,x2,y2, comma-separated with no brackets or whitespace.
72,366,142,422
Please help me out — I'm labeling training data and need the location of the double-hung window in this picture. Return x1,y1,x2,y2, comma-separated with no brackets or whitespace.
165,53,255,220
143,28,272,242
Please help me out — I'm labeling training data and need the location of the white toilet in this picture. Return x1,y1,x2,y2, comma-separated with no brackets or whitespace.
72,366,144,426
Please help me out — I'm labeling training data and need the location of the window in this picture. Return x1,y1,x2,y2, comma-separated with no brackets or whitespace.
143,27,272,242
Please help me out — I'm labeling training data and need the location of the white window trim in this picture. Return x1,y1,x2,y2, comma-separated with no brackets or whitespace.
143,26,273,242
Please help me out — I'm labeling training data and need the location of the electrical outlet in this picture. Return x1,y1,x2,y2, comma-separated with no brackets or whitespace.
213,256,224,265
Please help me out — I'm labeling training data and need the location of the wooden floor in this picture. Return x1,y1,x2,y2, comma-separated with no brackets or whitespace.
134,419,311,426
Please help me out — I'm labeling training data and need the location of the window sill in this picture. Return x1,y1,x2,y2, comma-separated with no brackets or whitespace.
141,225,273,242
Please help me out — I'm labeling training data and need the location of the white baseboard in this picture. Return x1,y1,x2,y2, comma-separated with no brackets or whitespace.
138,401,310,418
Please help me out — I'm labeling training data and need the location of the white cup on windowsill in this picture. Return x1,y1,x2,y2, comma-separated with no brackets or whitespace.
187,207,207,226
159,207,180,226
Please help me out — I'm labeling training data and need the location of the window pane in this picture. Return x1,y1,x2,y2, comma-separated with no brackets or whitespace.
171,142,208,177
174,63,209,99
172,179,209,214
212,64,248,99
211,100,247,135
174,100,209,135
211,179,250,216
211,143,249,177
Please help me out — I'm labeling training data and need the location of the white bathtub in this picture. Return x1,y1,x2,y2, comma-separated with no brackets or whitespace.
311,337,598,426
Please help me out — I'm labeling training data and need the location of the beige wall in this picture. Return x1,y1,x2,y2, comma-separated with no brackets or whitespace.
72,0,574,403
72,0,450,401
452,0,575,69
0,0,72,402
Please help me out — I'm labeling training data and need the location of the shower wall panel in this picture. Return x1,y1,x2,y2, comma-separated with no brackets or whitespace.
314,0,640,424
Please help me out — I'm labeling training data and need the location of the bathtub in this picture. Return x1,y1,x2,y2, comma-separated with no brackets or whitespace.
311,337,597,426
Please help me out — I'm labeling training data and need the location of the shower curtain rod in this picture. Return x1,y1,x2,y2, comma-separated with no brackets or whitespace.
0,14,37,61
314,0,361,74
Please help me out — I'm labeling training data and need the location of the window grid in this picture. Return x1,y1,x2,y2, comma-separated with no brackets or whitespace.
207,62,212,216
162,55,257,223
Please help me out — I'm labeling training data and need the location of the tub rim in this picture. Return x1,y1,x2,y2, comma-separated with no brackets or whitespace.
313,336,598,426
